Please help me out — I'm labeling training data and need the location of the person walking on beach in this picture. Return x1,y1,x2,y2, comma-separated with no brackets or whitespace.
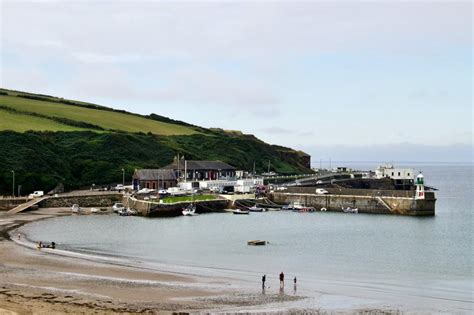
261,274,266,289
293,276,297,293
279,272,285,288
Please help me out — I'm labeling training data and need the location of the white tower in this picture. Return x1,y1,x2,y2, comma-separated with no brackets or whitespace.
415,173,425,200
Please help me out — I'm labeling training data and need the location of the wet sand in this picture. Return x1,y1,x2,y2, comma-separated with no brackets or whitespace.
0,208,307,314
0,208,431,314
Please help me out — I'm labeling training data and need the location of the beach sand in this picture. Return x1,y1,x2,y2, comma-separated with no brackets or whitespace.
0,208,308,314
0,208,423,314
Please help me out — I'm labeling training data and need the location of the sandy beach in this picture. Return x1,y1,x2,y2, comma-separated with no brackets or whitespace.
0,208,310,314
2,208,465,314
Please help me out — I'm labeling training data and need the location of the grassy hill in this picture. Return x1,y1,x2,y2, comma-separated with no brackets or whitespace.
0,88,312,194
0,92,197,135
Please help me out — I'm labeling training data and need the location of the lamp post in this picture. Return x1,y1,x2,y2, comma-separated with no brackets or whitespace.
11,170,15,197
121,168,125,186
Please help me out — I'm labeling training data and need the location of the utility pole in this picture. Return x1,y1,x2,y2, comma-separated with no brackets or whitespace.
253,161,256,176
18,185,21,197
268,160,271,173
11,170,15,197
121,168,125,186
177,153,180,181
184,160,187,182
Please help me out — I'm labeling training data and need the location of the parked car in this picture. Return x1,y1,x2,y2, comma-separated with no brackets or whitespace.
112,203,125,213
158,189,168,195
113,184,125,191
315,188,329,195
28,191,44,199
137,188,154,194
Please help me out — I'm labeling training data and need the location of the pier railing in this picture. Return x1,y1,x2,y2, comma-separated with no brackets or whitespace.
286,187,415,198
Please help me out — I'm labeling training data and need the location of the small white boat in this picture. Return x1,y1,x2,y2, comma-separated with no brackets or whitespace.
232,209,250,215
182,204,198,216
248,205,266,212
126,208,138,215
119,208,138,216
342,206,358,214
71,204,81,213
90,207,99,213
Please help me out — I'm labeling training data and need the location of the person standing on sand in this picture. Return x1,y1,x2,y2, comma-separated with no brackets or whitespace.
262,274,266,288
279,272,284,288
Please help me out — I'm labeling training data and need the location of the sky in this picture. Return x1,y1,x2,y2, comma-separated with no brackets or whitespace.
1,0,472,163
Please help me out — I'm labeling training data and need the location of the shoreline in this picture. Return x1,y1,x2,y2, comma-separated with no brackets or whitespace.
0,208,308,314
1,208,469,314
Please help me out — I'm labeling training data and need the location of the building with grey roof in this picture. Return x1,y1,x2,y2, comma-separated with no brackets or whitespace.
132,169,177,190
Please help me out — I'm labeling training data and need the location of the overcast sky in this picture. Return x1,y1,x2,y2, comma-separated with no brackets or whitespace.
1,1,472,163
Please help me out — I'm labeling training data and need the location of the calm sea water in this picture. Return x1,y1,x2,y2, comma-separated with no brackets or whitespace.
20,163,473,311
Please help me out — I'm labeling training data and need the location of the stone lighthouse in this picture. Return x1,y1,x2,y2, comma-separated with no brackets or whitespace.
415,173,425,200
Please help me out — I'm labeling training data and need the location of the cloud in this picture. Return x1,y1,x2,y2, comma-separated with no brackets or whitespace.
1,1,471,148
71,52,146,63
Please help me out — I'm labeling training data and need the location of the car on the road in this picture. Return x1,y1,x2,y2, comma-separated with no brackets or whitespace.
28,191,44,199
315,188,329,195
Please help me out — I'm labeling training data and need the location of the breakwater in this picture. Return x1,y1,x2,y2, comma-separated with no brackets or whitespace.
40,193,122,208
270,187,435,216
123,196,229,217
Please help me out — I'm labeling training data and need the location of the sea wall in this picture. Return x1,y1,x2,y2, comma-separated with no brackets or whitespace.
0,197,28,211
269,190,435,216
40,194,122,208
123,196,229,217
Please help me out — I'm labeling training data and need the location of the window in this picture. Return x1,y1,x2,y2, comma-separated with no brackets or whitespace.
407,173,410,176
391,172,394,176
398,172,401,176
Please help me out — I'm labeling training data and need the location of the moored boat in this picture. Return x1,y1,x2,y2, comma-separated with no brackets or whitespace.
232,209,250,215
248,205,266,212
247,240,267,246
182,204,198,216
342,206,358,214
293,206,316,213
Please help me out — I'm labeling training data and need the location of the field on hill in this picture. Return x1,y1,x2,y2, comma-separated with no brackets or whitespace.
0,110,88,132
0,93,197,135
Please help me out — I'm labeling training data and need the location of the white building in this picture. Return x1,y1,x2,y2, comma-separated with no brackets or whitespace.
375,165,414,180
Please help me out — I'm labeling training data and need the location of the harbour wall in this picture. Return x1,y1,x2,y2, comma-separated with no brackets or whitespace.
123,196,229,217
0,197,28,211
270,189,435,216
40,193,122,209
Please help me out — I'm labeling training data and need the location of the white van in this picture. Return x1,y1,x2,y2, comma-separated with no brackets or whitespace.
315,188,329,195
28,191,44,199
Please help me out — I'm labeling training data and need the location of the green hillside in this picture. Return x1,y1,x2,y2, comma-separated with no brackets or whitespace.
0,88,312,194
0,90,197,135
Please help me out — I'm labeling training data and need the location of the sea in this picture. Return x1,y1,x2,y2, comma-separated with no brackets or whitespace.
18,163,473,312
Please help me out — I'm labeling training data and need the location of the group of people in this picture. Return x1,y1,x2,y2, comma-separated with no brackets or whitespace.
261,272,297,290
36,241,56,249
